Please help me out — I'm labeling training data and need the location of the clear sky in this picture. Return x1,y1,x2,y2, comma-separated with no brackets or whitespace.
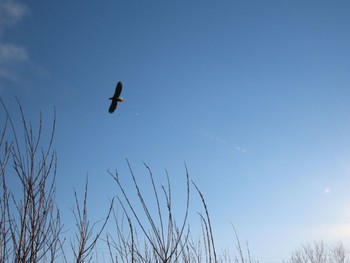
1,0,350,261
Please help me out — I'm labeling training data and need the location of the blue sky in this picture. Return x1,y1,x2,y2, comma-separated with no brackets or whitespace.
1,0,350,261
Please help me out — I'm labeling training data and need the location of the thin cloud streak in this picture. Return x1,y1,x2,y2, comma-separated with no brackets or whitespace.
0,0,29,33
0,43,28,63
0,0,29,85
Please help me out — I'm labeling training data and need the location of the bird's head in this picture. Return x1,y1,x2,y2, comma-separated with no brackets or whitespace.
117,97,124,102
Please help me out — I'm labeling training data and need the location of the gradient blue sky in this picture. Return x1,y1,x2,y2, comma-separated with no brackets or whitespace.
1,0,350,261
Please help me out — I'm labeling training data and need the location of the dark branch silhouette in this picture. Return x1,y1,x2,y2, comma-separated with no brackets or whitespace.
108,81,124,113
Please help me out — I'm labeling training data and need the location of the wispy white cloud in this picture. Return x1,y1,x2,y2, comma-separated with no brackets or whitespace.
0,0,29,33
324,187,331,194
0,0,29,85
0,43,28,63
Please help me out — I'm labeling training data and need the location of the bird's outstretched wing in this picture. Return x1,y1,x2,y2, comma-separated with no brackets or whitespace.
114,82,122,98
109,100,117,113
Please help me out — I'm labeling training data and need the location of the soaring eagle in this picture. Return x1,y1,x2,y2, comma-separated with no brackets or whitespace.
108,82,124,113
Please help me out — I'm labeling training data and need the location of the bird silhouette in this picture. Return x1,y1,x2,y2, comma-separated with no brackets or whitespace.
108,81,124,113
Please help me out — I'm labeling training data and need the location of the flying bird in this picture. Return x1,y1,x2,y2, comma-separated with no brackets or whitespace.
108,81,124,113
